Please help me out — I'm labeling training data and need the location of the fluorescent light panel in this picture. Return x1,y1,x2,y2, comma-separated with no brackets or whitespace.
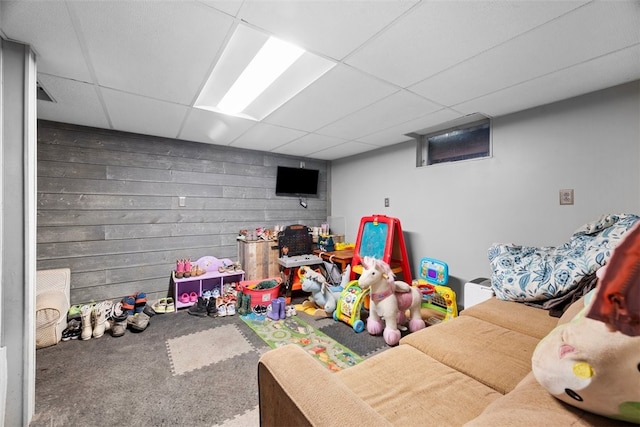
218,37,304,114
195,24,335,121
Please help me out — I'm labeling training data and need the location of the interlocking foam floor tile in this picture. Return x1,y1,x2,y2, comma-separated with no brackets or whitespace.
166,323,253,376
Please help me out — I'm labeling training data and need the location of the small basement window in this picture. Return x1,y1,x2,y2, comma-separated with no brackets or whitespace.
416,117,491,166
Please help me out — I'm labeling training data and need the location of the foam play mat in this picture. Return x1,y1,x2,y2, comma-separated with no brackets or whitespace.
240,313,363,371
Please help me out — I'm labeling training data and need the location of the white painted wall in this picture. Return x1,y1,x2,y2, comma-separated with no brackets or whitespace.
330,81,640,302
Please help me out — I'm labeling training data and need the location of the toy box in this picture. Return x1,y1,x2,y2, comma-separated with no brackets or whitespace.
239,277,281,308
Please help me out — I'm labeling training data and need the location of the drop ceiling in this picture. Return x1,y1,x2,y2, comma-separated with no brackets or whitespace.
1,0,638,161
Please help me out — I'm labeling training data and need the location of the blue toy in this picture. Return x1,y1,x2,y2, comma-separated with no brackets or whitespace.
419,257,448,285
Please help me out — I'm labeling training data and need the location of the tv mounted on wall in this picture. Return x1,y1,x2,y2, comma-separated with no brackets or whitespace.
275,166,319,197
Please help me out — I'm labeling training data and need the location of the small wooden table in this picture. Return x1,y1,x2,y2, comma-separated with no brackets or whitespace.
313,249,354,272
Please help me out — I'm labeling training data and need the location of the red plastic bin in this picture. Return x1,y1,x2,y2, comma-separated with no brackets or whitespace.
239,277,282,308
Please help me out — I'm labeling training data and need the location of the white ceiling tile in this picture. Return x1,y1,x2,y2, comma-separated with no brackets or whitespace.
199,0,244,17
1,1,91,82
264,64,397,131
316,90,441,140
230,122,307,152
411,0,640,106
272,133,346,157
311,141,381,161
455,45,640,117
346,1,589,88
179,108,256,146
37,75,110,129
101,89,189,140
6,0,639,161
237,0,418,60
70,1,234,105
357,108,463,145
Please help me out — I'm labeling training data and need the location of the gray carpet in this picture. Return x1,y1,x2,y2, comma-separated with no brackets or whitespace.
32,297,388,427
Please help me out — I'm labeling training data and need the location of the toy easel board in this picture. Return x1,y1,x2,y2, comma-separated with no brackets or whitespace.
350,215,412,283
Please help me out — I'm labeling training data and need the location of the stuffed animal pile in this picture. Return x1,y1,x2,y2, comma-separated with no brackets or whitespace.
532,222,640,424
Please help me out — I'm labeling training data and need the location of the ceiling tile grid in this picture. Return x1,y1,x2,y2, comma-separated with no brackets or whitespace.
1,0,638,160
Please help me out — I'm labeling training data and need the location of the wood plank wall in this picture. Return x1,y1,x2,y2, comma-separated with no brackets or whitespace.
36,121,329,305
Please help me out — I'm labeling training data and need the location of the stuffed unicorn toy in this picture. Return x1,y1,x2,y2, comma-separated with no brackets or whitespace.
358,256,425,346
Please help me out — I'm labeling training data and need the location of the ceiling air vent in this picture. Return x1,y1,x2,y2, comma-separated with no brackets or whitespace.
36,80,55,102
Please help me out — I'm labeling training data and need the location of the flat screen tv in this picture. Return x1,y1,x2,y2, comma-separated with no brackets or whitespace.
275,166,319,197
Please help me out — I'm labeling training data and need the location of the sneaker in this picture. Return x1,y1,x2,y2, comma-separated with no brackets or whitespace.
216,297,227,317
152,297,174,314
226,302,236,316
127,312,150,332
61,319,81,341
188,297,208,317
143,304,156,317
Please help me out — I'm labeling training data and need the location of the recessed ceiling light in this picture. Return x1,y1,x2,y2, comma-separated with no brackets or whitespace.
195,24,335,121
217,37,304,115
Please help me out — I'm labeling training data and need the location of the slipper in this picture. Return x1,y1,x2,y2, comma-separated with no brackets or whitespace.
189,291,198,302
179,293,190,304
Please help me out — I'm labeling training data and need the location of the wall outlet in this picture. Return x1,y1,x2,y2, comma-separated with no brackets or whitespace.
384,197,389,207
559,189,574,205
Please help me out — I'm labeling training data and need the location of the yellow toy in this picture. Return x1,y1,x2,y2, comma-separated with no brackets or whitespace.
414,280,458,321
333,280,370,333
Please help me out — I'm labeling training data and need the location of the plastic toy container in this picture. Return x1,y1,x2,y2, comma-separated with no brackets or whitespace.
239,277,281,308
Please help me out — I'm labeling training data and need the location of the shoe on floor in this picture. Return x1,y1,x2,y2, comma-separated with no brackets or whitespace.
207,298,217,318
61,319,81,341
92,301,107,338
67,304,82,322
188,297,208,317
80,305,93,340
143,304,156,317
127,312,150,332
152,297,174,314
216,297,227,317
134,292,147,314
111,312,128,337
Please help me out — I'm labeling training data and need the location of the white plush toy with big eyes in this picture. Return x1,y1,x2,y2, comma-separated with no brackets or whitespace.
532,222,640,424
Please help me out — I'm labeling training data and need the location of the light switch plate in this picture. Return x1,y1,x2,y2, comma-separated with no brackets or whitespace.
559,189,574,205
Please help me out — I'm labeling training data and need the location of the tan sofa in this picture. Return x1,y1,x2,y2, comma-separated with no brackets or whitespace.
258,297,631,426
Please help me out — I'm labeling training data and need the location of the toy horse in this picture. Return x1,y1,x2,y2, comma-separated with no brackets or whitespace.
300,266,341,315
358,257,425,346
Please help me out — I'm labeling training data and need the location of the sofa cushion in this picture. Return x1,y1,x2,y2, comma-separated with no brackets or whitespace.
465,373,632,427
400,316,540,394
336,344,502,426
461,297,558,339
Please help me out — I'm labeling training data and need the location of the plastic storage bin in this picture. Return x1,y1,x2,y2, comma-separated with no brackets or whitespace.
239,277,282,308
